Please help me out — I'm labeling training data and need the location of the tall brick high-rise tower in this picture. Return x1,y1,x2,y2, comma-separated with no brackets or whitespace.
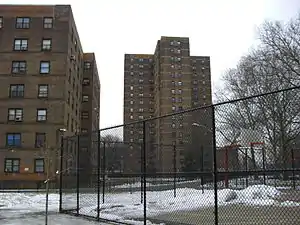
124,36,212,172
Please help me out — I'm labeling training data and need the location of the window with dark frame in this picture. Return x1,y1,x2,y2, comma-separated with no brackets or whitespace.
4,159,20,173
40,61,50,74
37,109,47,121
82,78,90,86
12,61,26,74
16,17,30,29
38,84,48,98
14,39,28,51
81,129,88,133
34,159,44,173
41,39,52,51
67,91,70,104
82,95,89,102
81,111,89,119
84,62,91,70
8,108,23,121
35,133,46,148
43,17,53,28
10,84,24,98
0,17,3,28
6,133,21,147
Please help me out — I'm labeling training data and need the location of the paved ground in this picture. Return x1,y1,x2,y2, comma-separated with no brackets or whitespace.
149,205,300,225
0,212,109,225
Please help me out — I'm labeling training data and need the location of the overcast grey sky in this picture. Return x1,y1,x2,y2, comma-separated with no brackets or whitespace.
6,0,300,128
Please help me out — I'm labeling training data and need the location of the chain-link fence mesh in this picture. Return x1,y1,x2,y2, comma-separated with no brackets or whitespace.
60,86,300,224
60,135,78,212
213,86,300,225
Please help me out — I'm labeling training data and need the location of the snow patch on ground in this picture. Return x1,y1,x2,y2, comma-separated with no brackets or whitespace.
0,185,299,225
72,185,297,222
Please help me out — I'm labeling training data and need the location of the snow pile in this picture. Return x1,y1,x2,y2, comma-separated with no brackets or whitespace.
234,185,280,205
0,192,59,213
114,182,153,188
76,185,287,221
280,201,300,207
218,189,237,202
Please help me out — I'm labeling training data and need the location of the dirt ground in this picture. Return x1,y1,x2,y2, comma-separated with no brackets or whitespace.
149,190,300,225
149,204,300,225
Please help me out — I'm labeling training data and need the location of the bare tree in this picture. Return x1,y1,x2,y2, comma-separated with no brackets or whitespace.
216,13,300,175
258,13,300,86
100,134,125,172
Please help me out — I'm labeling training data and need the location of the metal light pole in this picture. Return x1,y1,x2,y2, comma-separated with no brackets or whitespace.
192,122,212,193
44,158,51,225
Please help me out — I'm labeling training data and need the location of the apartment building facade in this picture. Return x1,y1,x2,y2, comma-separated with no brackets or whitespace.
124,36,212,173
0,5,100,188
81,53,100,173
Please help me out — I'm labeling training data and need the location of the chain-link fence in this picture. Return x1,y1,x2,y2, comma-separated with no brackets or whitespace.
60,86,300,224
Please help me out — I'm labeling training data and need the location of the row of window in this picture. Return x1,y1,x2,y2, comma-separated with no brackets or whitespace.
0,17,53,29
128,55,207,65
11,60,92,74
130,58,153,63
128,79,154,84
9,84,90,103
129,108,154,113
172,105,183,111
8,107,89,122
129,100,153,105
128,64,206,71
12,38,52,51
11,60,51,74
6,132,45,148
129,71,205,78
170,40,181,46
129,64,149,69
4,158,44,173
129,115,144,120
7,108,48,122
129,71,152,76
6,129,89,149
9,84,47,98
129,93,153,97
127,92,207,105
129,86,154,91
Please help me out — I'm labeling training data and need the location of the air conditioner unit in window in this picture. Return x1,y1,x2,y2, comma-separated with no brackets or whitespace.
15,117,22,122
70,55,76,61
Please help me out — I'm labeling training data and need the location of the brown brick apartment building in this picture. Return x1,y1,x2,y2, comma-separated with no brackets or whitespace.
123,36,212,173
0,5,100,188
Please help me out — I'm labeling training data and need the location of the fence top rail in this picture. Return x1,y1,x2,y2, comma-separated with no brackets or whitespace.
99,85,300,132
98,141,177,147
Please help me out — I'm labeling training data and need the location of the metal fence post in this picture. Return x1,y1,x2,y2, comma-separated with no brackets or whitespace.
142,121,147,225
291,148,296,190
245,148,248,187
102,141,106,204
97,132,101,220
262,146,266,185
224,147,229,188
76,136,80,216
59,136,64,212
173,144,177,198
140,142,143,204
212,105,218,225
201,145,204,194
